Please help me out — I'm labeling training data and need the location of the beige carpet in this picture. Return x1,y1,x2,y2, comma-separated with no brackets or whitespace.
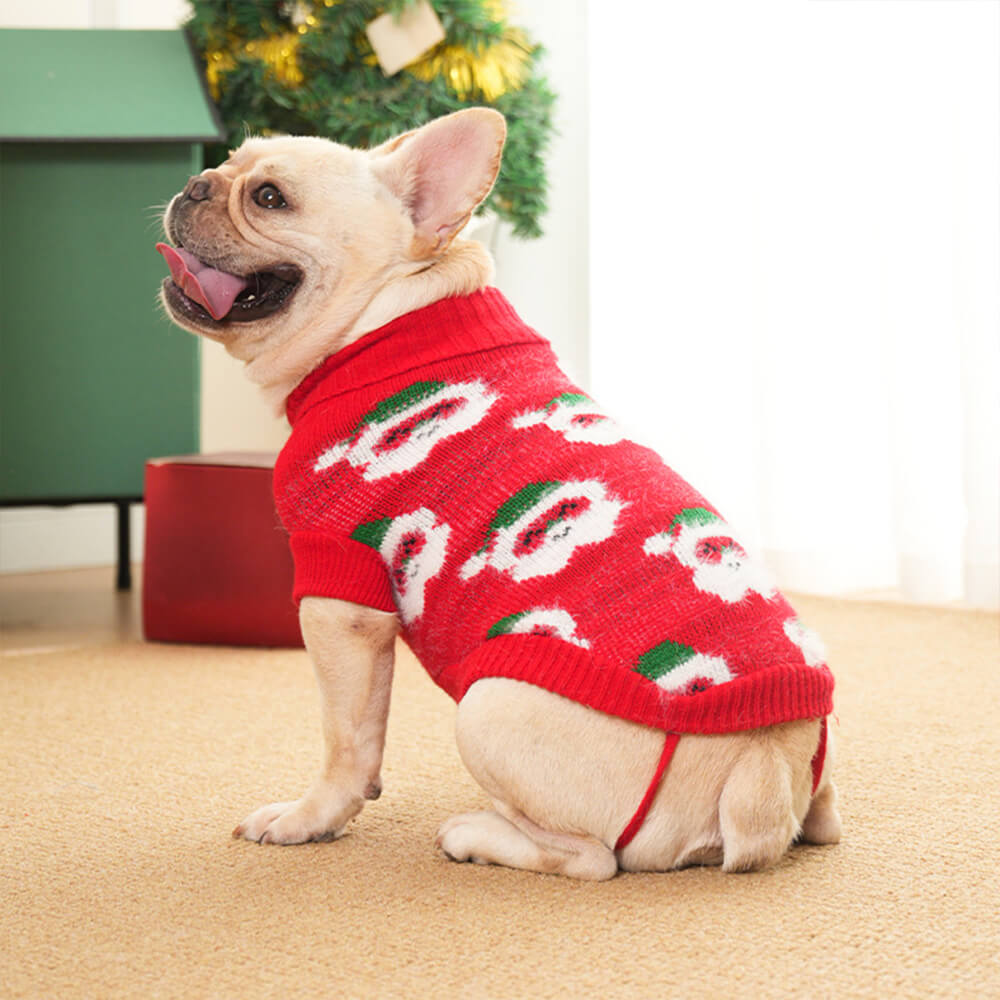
3,594,998,999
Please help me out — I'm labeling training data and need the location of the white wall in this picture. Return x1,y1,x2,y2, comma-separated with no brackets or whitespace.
0,0,189,28
588,0,999,605
492,0,590,385
0,0,589,572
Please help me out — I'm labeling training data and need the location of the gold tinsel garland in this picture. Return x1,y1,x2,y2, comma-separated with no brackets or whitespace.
204,2,528,103
205,32,304,95
405,27,531,102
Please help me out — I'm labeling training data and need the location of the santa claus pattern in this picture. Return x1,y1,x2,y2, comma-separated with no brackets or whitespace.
643,507,777,604
460,479,626,582
636,639,734,696
487,608,591,649
511,392,627,446
314,379,497,482
276,288,834,735
351,508,450,624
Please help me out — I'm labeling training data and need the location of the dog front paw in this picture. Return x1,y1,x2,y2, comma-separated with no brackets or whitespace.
233,789,363,845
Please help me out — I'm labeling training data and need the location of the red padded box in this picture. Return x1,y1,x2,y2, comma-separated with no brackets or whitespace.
142,452,303,647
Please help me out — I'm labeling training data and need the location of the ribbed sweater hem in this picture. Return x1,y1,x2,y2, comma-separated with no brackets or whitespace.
289,531,397,611
442,635,834,733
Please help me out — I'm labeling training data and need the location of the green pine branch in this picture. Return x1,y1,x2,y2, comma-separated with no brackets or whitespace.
186,0,556,238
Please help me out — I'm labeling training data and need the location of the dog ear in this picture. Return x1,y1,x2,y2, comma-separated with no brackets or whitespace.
372,108,507,259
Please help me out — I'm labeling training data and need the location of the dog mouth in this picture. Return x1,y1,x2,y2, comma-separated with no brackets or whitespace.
156,243,301,324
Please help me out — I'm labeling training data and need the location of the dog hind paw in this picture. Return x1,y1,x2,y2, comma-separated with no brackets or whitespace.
800,781,842,846
436,810,618,880
435,812,495,865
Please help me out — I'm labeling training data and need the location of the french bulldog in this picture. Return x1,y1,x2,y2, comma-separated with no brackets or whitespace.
157,108,841,878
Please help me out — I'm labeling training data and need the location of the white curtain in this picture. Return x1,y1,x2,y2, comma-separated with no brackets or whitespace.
588,0,999,608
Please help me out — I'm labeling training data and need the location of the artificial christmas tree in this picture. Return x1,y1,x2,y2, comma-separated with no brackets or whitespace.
185,0,556,237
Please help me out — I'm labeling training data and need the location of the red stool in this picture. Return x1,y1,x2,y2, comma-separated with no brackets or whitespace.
142,453,303,647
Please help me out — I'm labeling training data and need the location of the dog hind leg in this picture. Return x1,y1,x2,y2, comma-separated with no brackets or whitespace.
718,752,798,871
800,725,842,845
800,781,842,845
717,720,827,872
436,806,618,880
443,677,658,879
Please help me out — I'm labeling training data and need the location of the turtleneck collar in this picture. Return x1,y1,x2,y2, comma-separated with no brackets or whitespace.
284,288,549,426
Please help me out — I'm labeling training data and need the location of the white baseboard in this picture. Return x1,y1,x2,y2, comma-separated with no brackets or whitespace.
0,504,146,574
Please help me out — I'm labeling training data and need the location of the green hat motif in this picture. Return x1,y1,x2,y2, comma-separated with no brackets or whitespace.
636,639,698,682
548,392,591,410
351,517,393,551
670,507,720,532
487,610,531,639
351,380,446,437
473,481,563,554
491,481,562,531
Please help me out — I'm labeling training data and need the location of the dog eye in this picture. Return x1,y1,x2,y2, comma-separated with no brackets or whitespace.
253,184,287,209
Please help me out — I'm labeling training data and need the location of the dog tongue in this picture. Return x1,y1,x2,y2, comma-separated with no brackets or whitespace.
156,243,250,320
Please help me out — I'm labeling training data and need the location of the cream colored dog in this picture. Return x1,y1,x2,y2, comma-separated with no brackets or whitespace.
157,109,841,878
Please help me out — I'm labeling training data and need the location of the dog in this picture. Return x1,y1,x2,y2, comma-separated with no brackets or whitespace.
156,108,841,879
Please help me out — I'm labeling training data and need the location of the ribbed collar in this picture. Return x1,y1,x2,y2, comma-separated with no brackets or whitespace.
285,288,549,425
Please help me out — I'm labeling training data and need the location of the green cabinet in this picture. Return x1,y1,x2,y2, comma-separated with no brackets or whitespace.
0,29,223,583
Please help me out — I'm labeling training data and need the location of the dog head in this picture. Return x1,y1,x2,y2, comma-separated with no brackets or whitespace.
157,108,506,399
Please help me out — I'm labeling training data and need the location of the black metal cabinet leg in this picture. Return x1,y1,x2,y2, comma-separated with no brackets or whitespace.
116,500,131,591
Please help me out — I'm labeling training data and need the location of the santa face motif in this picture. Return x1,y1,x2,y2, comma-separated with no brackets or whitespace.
636,639,734,696
512,393,627,446
487,608,591,649
783,617,827,668
314,380,497,481
461,479,625,582
644,508,776,604
352,509,450,624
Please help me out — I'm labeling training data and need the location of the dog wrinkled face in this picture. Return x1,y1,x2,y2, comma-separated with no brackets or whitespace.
157,135,389,348
160,151,293,339
156,110,508,380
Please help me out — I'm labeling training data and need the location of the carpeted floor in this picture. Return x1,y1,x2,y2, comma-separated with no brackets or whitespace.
2,587,998,999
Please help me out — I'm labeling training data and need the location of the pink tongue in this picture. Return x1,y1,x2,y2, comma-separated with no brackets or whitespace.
156,243,251,320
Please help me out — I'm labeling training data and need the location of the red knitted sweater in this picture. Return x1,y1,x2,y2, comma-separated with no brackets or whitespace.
276,288,834,735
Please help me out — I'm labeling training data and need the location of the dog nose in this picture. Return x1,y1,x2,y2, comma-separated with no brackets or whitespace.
184,178,211,202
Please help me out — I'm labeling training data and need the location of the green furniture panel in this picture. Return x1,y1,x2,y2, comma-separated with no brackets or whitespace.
0,142,202,500
0,29,222,141
0,29,224,506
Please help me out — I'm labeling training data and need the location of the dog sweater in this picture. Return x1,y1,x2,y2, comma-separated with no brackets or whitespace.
276,289,834,841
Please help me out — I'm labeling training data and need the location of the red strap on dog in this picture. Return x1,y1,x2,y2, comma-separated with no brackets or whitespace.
616,718,828,854
811,716,829,796
615,731,680,852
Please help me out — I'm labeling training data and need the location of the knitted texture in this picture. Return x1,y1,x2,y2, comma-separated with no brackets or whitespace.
276,289,834,735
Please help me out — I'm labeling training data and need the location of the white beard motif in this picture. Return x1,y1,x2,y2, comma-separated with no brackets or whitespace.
783,618,827,667
489,607,591,649
653,651,733,695
461,480,625,582
315,380,497,481
512,395,627,446
378,509,450,624
644,520,776,603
